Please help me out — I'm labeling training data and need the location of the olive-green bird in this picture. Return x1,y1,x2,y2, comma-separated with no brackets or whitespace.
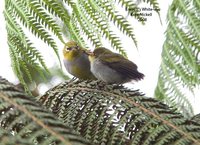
63,41,96,80
88,47,144,84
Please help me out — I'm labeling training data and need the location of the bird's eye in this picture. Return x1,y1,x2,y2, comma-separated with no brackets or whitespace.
66,47,72,51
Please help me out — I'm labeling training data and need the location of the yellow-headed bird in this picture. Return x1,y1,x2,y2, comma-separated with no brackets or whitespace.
63,41,96,80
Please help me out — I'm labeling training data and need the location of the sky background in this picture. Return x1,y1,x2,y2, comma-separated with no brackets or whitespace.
0,1,199,114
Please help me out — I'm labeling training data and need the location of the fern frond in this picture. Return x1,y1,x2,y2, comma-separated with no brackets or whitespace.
0,77,92,145
38,79,200,145
69,1,102,47
40,0,70,22
0,129,34,145
40,0,76,41
143,0,161,15
8,0,61,65
28,0,65,43
98,0,138,47
116,0,144,21
28,15,60,61
8,41,29,93
4,7,49,92
106,31,127,56
155,61,194,116
176,0,200,40
25,39,49,72
191,113,200,124
154,0,200,117
193,0,200,14
69,18,88,48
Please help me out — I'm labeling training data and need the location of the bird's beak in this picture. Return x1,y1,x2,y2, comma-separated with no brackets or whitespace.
85,50,94,56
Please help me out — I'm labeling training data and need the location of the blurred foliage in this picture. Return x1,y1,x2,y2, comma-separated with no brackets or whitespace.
154,0,200,118
17,64,69,96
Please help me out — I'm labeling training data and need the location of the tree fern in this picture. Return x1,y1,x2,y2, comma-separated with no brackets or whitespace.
0,77,91,145
37,79,200,145
0,129,33,145
154,0,200,117
29,0,65,43
116,0,146,22
1,77,200,144
191,113,200,124
4,0,160,91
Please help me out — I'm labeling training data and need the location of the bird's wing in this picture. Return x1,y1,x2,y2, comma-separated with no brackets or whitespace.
99,53,144,80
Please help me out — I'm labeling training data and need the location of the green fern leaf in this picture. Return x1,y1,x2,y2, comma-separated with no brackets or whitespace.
0,77,92,145
28,0,65,43
154,0,200,117
38,79,200,145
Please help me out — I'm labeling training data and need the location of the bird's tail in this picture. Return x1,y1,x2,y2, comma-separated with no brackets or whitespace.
132,70,144,81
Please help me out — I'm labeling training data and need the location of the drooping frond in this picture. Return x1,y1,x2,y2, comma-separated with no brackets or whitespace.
0,77,92,145
38,79,200,145
28,0,65,43
4,9,47,93
4,0,61,92
116,0,146,22
154,0,200,117
144,0,161,14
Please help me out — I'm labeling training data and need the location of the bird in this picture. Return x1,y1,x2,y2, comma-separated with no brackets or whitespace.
88,47,144,84
63,41,96,80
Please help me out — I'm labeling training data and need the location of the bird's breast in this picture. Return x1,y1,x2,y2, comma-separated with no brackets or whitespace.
90,59,123,83
63,53,94,79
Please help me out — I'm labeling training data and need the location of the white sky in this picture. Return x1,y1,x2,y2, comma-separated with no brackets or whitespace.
0,1,199,114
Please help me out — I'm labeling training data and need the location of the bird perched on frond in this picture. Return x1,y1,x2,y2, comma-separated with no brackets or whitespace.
88,47,144,84
63,41,96,80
